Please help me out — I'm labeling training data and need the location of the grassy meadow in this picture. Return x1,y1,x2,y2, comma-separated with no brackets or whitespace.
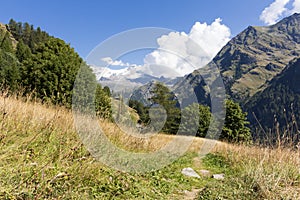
0,93,299,199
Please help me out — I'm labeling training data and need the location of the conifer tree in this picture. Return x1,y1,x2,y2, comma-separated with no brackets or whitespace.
16,40,31,62
150,82,180,134
221,99,252,143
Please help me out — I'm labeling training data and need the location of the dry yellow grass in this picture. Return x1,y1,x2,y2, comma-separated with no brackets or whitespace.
212,142,300,199
0,92,299,199
0,92,207,152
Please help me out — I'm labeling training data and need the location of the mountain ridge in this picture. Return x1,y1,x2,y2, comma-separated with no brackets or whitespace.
175,13,300,103
172,13,300,132
215,13,300,101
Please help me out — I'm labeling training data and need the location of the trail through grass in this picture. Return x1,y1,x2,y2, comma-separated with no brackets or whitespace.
0,94,299,199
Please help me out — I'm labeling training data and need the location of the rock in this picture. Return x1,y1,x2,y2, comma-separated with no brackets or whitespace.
199,169,210,176
181,168,200,178
212,173,225,180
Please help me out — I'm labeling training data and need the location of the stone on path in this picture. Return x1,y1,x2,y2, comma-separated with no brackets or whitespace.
212,173,225,180
181,168,200,178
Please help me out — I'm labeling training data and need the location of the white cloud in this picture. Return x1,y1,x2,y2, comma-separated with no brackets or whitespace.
99,19,231,79
143,18,231,77
259,0,300,25
291,0,300,13
260,0,290,25
189,18,231,57
101,57,113,64
101,57,140,67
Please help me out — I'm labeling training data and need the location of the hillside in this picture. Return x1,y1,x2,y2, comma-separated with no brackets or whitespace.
172,13,300,134
175,13,300,104
245,57,300,135
216,13,300,101
0,93,299,199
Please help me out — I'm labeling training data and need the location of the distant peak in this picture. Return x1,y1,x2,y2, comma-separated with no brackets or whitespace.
245,25,259,32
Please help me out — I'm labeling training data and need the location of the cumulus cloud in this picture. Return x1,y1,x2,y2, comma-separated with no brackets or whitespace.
260,0,290,25
260,0,300,25
101,57,141,67
99,19,231,78
143,18,231,77
291,0,300,13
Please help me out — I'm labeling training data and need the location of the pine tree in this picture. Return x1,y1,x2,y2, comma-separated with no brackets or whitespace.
221,99,252,143
8,19,17,38
128,99,150,124
103,86,111,97
16,40,31,62
0,49,20,92
150,82,180,134
22,22,31,45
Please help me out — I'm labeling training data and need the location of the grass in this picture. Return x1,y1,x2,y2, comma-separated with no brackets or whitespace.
210,143,300,199
0,93,299,199
0,93,206,199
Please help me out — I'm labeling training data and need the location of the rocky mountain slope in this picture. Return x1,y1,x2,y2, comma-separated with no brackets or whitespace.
175,13,300,104
171,13,300,133
223,13,300,101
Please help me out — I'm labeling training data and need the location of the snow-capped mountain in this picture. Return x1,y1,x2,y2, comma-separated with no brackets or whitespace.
90,65,180,95
92,65,141,81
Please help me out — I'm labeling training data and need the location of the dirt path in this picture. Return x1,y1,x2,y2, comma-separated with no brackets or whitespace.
181,156,205,199
182,188,202,200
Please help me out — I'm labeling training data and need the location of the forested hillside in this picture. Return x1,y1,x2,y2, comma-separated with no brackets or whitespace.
0,19,111,116
245,58,300,140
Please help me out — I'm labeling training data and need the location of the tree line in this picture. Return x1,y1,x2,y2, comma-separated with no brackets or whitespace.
129,82,251,143
0,19,111,118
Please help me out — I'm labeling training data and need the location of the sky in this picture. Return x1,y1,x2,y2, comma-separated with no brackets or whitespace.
1,0,300,77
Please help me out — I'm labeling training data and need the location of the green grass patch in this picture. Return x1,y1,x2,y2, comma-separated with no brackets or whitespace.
197,153,266,200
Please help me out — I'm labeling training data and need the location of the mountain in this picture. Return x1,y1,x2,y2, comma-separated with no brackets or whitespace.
91,65,180,95
218,13,300,102
171,13,300,135
245,57,300,134
128,81,159,106
174,13,300,105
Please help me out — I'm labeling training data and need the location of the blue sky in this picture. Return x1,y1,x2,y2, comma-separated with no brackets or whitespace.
0,0,278,59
